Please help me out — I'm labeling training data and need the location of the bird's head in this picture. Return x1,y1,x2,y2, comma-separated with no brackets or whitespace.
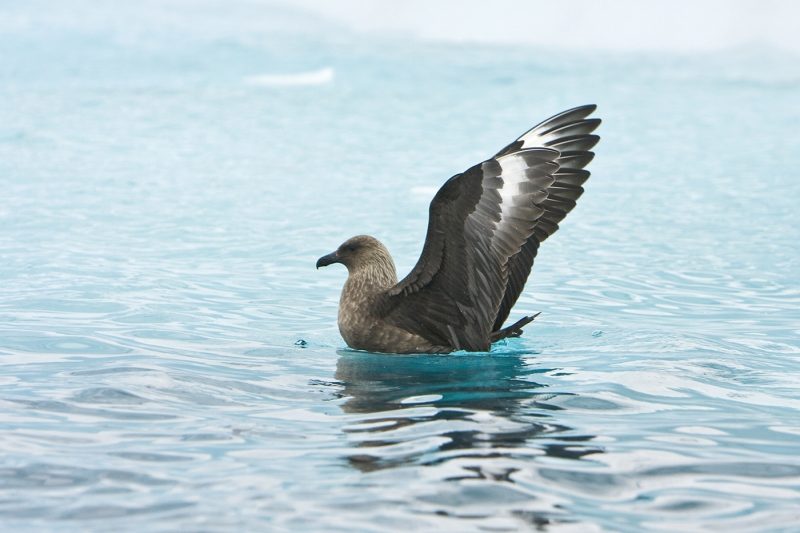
316,235,395,275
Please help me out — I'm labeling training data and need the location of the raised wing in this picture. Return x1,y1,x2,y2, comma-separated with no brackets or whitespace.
380,147,561,351
492,104,601,331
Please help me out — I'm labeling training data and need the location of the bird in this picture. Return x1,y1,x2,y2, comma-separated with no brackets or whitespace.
316,105,600,354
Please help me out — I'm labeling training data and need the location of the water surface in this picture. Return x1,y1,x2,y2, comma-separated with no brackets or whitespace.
1,1,799,531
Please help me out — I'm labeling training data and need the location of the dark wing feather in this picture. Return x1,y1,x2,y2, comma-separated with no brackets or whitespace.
492,105,600,332
382,149,560,351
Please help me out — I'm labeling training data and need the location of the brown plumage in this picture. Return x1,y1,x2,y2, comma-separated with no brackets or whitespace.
316,105,601,354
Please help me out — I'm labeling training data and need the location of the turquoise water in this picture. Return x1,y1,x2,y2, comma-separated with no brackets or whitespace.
2,2,800,531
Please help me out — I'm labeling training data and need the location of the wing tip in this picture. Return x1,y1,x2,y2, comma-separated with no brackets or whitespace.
512,104,600,147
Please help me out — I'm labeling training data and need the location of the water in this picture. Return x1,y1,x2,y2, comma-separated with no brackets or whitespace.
2,1,799,531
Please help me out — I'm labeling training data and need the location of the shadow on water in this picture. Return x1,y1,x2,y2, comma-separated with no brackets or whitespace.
333,348,603,474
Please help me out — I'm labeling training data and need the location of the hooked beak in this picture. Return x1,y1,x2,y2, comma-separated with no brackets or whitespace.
316,251,339,269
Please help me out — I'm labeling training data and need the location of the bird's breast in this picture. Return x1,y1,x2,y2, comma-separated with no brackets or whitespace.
336,292,443,353
337,272,446,353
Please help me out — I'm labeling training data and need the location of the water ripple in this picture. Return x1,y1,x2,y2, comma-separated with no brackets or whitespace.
1,2,799,530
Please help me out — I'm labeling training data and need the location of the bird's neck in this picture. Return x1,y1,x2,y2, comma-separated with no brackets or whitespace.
344,260,397,296
343,257,398,300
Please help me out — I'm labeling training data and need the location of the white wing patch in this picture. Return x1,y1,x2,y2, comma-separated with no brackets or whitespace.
488,150,558,258
497,153,529,224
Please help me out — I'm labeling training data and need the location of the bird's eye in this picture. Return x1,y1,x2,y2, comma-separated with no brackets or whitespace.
345,245,357,252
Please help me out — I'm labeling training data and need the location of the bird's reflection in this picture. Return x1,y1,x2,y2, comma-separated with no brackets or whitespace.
334,348,602,473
